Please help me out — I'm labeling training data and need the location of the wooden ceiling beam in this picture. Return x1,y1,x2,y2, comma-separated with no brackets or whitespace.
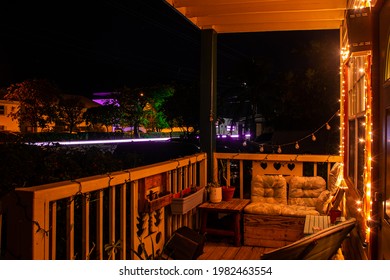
195,10,345,26
184,3,346,17
211,20,343,33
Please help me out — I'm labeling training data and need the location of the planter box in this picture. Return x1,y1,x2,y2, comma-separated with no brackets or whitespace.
171,187,205,215
145,193,173,213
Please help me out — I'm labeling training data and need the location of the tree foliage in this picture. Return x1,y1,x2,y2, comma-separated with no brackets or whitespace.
56,95,86,133
83,103,121,132
113,87,148,138
143,85,174,132
5,79,59,132
164,82,199,136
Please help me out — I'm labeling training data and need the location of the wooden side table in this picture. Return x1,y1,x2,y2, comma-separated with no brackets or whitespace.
198,199,250,246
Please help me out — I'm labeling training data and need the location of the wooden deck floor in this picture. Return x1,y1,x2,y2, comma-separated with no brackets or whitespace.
197,239,274,260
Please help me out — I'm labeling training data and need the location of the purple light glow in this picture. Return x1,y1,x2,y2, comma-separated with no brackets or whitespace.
31,137,171,146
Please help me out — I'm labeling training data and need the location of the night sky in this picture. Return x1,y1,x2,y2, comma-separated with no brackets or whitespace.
1,0,339,97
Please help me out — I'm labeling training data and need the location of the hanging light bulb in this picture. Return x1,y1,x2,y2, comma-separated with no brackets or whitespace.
312,134,316,141
295,142,300,149
243,141,247,147
326,123,331,130
277,145,282,153
259,145,264,152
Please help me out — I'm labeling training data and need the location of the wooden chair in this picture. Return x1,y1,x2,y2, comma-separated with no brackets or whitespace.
261,218,356,260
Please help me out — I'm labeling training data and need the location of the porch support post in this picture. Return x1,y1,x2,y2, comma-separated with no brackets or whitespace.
200,29,217,182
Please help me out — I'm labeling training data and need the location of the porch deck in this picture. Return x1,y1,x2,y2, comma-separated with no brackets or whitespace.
197,239,271,260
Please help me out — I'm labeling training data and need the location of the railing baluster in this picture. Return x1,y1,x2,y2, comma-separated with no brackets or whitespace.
96,190,103,260
67,198,75,259
227,159,231,185
239,160,244,199
50,202,57,260
120,183,127,260
129,181,138,260
108,185,116,260
82,195,90,260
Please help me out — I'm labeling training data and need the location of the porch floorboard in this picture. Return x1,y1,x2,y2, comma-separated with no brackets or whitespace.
197,239,274,260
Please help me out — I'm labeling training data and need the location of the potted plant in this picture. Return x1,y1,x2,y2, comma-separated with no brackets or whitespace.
219,159,236,201
206,181,222,203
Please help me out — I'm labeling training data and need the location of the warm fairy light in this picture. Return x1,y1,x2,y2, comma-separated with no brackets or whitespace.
311,134,316,141
277,146,282,153
259,145,264,152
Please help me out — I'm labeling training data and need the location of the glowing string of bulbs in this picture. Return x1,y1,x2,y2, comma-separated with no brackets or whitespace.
244,110,339,153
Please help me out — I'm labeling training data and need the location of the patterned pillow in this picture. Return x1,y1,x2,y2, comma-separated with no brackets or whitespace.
315,190,333,214
251,175,287,204
288,176,326,207
328,162,342,194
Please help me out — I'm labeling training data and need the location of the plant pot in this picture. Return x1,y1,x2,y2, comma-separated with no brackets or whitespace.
171,187,205,214
222,186,235,201
209,187,222,203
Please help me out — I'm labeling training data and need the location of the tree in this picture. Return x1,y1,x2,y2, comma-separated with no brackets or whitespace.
56,95,86,133
5,79,59,132
83,103,121,132
114,87,148,138
143,85,174,132
165,82,200,136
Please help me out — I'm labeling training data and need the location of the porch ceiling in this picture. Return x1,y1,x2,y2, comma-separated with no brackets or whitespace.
164,0,347,33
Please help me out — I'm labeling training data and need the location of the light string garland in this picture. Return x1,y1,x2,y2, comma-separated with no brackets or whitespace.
245,110,340,153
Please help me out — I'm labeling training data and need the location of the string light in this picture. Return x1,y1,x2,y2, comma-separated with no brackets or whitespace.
252,111,339,153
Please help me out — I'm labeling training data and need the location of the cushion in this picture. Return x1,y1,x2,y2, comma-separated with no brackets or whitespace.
328,162,342,194
251,175,287,204
315,190,333,214
280,205,320,217
244,202,283,215
288,176,326,207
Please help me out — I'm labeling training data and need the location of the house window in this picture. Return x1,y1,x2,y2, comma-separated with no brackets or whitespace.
0,105,5,115
347,55,369,195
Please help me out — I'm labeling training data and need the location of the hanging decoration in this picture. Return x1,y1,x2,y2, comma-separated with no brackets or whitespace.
245,110,339,153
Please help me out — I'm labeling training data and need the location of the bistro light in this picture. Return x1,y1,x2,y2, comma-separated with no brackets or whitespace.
253,111,339,153
259,145,264,152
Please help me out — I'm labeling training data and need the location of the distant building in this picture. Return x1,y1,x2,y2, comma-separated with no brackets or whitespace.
0,99,19,132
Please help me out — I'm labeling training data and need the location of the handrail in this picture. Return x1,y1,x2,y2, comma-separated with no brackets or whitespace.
3,152,207,260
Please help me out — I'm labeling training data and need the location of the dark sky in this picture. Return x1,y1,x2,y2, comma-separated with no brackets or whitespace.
1,0,339,97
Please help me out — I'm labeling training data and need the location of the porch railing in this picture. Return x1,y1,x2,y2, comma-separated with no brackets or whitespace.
2,151,342,260
2,152,207,260
213,153,343,199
